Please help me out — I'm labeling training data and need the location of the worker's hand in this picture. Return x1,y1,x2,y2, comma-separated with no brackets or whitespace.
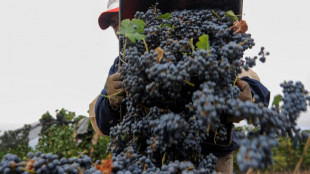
105,72,125,110
226,80,253,123
236,80,252,102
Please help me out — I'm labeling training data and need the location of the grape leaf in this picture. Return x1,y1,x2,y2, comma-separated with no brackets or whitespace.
225,10,239,22
158,13,172,20
155,47,164,63
230,20,248,34
196,34,210,51
272,94,282,107
117,19,146,43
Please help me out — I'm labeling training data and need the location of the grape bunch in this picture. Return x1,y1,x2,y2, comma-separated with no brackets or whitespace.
0,154,21,174
0,152,111,174
105,4,310,173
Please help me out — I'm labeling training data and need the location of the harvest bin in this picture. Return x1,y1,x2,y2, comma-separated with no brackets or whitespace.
119,0,243,20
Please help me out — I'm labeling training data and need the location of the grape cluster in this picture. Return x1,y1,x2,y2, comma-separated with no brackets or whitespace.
107,5,310,173
0,154,21,174
0,152,107,174
237,133,278,171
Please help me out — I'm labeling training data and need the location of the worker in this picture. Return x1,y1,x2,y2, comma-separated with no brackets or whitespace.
89,0,124,137
89,0,270,173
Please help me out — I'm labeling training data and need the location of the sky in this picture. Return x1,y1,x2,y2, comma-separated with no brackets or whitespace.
0,0,310,133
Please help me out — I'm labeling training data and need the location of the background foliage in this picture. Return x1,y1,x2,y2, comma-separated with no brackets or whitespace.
0,108,110,162
0,124,32,160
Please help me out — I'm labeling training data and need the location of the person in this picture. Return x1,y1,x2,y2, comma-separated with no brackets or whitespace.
89,0,124,136
89,0,270,173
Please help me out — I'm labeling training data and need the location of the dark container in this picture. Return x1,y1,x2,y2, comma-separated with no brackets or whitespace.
120,0,243,20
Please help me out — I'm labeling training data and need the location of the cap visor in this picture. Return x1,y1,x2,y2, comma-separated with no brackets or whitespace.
98,7,119,30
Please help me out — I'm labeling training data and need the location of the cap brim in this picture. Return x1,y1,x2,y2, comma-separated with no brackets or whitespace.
98,7,119,30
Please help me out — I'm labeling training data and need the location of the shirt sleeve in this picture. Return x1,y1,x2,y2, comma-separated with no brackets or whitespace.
94,57,120,136
240,76,271,107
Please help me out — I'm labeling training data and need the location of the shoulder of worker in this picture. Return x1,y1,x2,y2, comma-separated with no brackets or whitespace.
237,68,260,81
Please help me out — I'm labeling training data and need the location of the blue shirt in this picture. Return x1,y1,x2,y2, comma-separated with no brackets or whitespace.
95,57,270,154
95,57,120,136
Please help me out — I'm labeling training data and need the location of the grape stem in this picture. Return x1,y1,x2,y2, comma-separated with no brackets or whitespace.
78,150,88,158
187,166,195,170
162,152,166,166
15,162,27,167
123,38,127,60
184,80,195,87
190,38,195,53
119,56,128,65
132,136,139,144
214,129,218,144
233,76,239,86
239,36,251,46
212,10,222,20
100,89,125,99
142,38,149,53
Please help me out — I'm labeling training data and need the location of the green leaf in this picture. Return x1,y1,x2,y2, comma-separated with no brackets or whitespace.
196,34,210,51
117,19,146,43
225,10,239,22
59,130,65,136
272,94,282,107
158,13,172,20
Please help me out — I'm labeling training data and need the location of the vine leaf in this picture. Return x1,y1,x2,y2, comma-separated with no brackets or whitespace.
196,34,210,51
95,154,113,174
225,10,239,22
117,19,146,43
230,20,248,34
59,129,65,136
158,13,172,20
272,94,282,107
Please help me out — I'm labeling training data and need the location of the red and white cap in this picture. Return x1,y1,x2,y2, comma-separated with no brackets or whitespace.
98,0,119,30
